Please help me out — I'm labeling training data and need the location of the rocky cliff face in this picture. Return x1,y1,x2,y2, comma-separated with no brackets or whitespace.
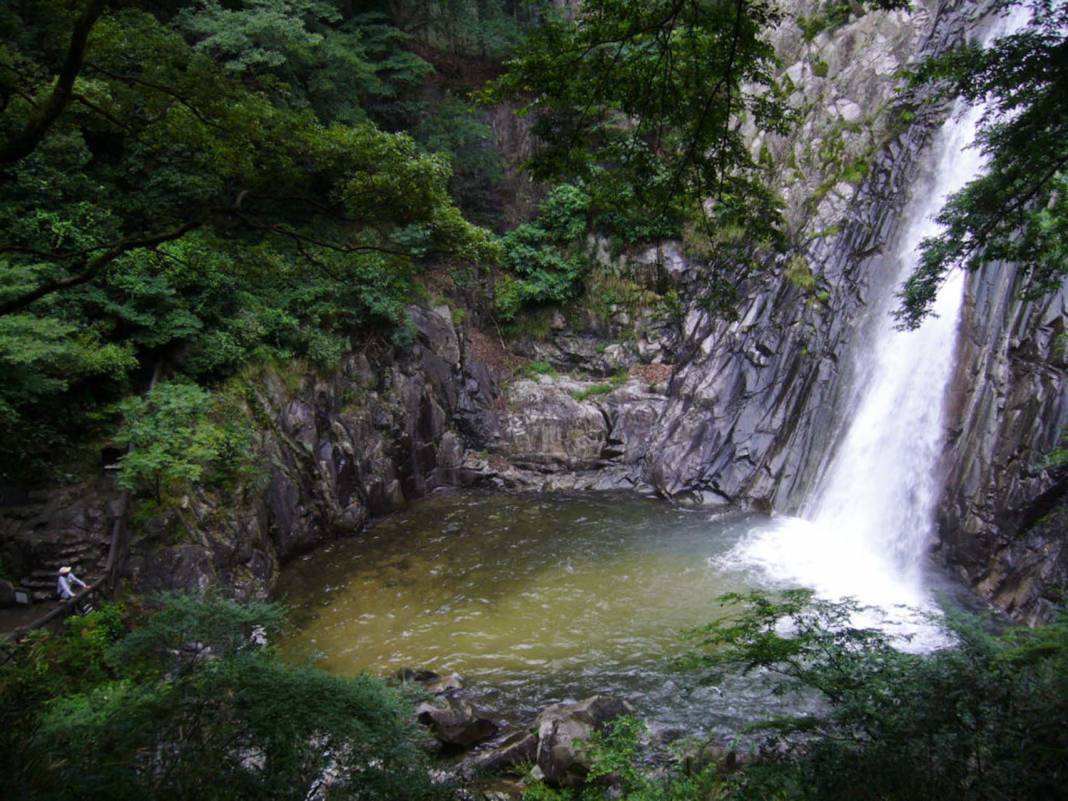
635,0,1068,623
637,0,1068,622
122,304,507,598
937,265,1068,623
0,305,504,600
643,0,972,507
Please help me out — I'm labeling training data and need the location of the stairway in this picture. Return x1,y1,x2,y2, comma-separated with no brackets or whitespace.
0,476,120,605
19,538,109,602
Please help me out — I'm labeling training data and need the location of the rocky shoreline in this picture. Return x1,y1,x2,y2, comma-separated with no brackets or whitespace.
405,668,723,799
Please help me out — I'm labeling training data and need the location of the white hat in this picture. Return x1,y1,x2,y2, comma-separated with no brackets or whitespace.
59,566,71,575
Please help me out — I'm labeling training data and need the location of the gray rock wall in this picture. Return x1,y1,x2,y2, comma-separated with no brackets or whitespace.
130,304,503,598
639,0,1068,622
937,263,1068,622
2,304,504,601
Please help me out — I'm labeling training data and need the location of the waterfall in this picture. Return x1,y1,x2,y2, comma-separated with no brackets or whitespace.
727,8,1029,621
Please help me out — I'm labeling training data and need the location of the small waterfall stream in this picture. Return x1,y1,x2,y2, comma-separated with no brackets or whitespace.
728,9,1028,623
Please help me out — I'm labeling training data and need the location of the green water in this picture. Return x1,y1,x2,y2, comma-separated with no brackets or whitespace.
277,490,788,731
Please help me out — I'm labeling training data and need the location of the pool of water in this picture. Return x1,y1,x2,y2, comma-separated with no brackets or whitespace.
276,490,974,733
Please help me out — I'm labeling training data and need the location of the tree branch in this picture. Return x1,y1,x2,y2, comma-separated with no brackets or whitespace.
72,93,132,132
0,197,434,316
671,0,746,202
0,220,201,316
85,64,227,131
226,211,412,258
0,0,107,167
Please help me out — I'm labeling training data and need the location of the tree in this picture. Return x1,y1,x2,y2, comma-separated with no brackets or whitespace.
114,381,249,501
381,0,550,59
488,0,907,311
896,0,1068,328
494,182,591,320
489,0,790,248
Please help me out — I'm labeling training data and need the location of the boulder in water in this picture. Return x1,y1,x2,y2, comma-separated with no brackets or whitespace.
395,670,461,696
425,672,464,695
397,667,464,695
397,667,440,683
417,699,499,749
534,695,635,788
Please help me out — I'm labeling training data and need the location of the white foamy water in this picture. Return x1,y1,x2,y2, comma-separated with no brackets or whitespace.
725,9,1029,640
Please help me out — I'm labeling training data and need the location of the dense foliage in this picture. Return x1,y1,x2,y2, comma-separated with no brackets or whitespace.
0,596,441,801
489,0,790,261
0,0,501,480
896,0,1068,327
686,591,1068,800
488,0,911,314
386,0,549,60
4,594,1068,801
114,380,252,499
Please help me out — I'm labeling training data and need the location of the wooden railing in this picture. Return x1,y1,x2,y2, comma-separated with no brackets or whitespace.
2,579,107,641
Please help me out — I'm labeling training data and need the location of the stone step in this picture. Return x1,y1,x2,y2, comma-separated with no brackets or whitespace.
31,562,97,578
53,542,101,557
23,575,66,587
37,550,100,562
34,563,105,578
48,539,105,552
24,572,98,589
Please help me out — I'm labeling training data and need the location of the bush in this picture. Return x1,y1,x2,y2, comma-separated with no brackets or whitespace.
495,184,592,321
571,372,627,401
523,360,558,378
784,255,816,291
798,15,829,42
526,594,1068,801
522,715,735,801
116,381,253,501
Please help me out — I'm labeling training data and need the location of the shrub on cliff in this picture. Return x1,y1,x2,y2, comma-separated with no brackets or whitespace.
494,183,592,321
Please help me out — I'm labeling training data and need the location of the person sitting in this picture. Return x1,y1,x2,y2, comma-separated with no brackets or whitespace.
56,566,87,601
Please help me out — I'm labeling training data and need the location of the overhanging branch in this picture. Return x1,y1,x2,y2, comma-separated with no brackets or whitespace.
0,220,202,316
0,0,107,167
